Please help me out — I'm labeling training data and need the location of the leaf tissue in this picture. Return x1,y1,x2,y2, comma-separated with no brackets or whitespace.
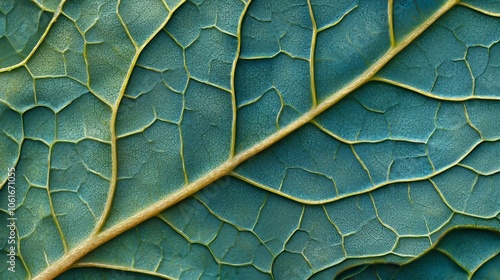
0,0,499,279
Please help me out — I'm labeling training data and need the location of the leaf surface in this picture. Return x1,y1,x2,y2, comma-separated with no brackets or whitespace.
0,0,499,279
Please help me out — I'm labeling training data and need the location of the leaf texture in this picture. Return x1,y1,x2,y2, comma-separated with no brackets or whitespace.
0,0,499,279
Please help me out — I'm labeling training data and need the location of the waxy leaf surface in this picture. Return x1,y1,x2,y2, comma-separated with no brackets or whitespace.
1,0,499,279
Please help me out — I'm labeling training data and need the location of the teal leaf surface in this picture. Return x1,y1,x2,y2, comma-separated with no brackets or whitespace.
0,0,499,279
335,228,500,280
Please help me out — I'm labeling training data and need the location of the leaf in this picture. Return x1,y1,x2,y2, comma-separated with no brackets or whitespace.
0,0,499,279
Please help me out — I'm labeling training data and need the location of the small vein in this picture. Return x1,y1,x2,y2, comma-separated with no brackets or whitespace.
350,145,375,185
317,4,358,33
458,2,500,17
46,145,69,253
307,0,318,107
388,0,396,46
116,0,139,50
371,77,500,101
0,0,68,73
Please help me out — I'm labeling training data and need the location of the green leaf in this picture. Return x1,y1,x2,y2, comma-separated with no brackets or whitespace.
1,0,499,279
